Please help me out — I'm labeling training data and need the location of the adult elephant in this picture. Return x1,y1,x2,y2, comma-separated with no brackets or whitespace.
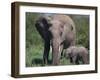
35,14,76,65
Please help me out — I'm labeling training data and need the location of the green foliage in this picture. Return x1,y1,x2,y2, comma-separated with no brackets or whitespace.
26,13,43,48
26,13,89,67
26,13,44,67
71,15,89,49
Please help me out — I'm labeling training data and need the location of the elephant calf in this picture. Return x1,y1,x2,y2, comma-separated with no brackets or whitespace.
65,46,89,64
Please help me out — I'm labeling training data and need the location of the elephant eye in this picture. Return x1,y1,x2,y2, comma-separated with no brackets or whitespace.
60,32,62,36
71,25,73,30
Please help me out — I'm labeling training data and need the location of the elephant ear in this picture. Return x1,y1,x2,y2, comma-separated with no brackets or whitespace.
40,17,50,29
35,17,50,30
63,22,74,32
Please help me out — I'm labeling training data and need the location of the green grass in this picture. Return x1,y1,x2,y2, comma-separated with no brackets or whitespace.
26,45,43,67
26,44,72,67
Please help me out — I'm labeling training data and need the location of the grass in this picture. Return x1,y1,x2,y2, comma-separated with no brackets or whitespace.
26,44,72,67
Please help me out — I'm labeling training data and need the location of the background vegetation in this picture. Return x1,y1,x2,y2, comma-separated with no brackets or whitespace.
26,13,89,67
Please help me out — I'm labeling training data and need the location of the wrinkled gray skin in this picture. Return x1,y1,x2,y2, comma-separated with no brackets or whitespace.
65,46,89,64
35,14,76,65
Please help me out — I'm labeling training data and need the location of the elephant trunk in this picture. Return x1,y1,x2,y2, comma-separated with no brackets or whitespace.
52,38,61,65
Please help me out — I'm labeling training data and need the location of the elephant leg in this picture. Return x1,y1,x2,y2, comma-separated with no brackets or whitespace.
43,41,50,65
61,50,64,59
70,57,73,63
82,54,89,64
72,55,77,64
75,56,80,64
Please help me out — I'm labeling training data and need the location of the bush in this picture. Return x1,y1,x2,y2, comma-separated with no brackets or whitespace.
70,15,89,49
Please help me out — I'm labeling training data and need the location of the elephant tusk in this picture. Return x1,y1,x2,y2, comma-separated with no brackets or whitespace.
59,46,61,53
